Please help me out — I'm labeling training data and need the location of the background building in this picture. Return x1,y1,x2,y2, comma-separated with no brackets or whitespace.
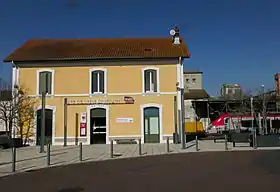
220,84,244,100
183,70,209,129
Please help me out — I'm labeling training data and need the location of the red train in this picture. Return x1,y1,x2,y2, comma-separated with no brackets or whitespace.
206,113,280,134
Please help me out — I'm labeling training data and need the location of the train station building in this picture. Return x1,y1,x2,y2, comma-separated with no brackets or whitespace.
4,34,190,145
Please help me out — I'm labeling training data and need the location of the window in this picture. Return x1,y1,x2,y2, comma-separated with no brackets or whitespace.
143,69,159,93
37,69,54,95
241,120,258,128
90,69,106,94
186,78,189,83
192,78,196,83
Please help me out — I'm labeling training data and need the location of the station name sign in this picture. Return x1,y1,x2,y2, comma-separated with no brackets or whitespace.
67,96,134,105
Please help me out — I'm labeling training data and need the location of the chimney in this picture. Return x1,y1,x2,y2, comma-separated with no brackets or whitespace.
275,73,280,96
172,27,181,45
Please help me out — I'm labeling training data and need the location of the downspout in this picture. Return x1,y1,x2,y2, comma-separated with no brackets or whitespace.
176,57,182,143
179,57,186,148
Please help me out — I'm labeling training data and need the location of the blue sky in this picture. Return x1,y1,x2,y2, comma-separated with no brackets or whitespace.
0,0,279,95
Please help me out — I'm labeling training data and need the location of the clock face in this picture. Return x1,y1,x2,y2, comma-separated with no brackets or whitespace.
170,29,176,36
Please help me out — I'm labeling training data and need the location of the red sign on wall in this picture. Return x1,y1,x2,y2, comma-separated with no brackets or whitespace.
80,123,87,136
80,112,87,136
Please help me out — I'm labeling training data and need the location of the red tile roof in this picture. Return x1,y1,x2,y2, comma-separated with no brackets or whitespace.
3,37,190,62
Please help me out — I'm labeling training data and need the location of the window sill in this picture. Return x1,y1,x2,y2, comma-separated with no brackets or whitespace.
36,94,54,98
90,93,107,97
142,92,160,96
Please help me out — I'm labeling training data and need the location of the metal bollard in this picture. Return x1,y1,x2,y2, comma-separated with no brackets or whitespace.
224,134,228,150
12,146,16,172
195,135,199,151
138,139,142,155
166,137,170,153
79,142,83,162
110,140,114,158
47,143,51,166
253,131,257,149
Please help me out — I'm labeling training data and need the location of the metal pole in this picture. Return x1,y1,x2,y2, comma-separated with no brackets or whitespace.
174,96,178,144
254,133,257,149
40,91,46,153
75,113,79,145
12,146,16,172
250,96,254,147
261,85,266,135
47,143,50,166
64,98,68,147
166,137,170,153
12,86,17,139
207,100,210,127
195,135,199,151
110,140,114,158
181,88,186,149
195,116,198,151
178,110,182,143
225,134,228,150
79,142,83,162
138,139,142,155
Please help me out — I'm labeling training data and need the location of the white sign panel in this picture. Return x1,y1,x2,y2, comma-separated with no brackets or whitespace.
80,112,87,123
116,117,133,123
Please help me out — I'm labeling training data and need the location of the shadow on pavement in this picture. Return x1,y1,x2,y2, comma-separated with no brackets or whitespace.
0,152,68,166
57,187,84,192
1,150,280,192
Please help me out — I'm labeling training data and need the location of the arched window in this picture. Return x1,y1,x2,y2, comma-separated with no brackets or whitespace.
37,69,54,95
143,68,159,93
90,69,106,94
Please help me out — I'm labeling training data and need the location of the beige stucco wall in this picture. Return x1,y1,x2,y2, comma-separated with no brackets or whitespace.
18,62,178,144
19,64,177,95
43,95,175,138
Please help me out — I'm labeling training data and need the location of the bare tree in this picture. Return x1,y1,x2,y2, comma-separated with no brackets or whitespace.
0,100,12,134
17,89,38,145
251,87,276,134
213,86,276,133
0,88,38,145
0,87,13,135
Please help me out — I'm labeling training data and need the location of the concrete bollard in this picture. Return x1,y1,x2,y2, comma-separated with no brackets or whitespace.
166,137,170,153
79,142,83,162
47,143,51,166
110,140,114,158
12,146,16,172
138,139,142,155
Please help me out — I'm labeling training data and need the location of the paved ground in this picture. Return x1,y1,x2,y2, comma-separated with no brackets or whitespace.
1,140,280,178
0,149,280,192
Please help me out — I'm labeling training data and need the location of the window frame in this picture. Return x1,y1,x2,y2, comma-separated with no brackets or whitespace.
89,68,107,95
36,69,55,96
142,67,160,94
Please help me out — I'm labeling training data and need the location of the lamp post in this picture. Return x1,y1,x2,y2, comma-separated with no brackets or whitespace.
261,85,266,135
39,91,46,153
39,75,49,153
